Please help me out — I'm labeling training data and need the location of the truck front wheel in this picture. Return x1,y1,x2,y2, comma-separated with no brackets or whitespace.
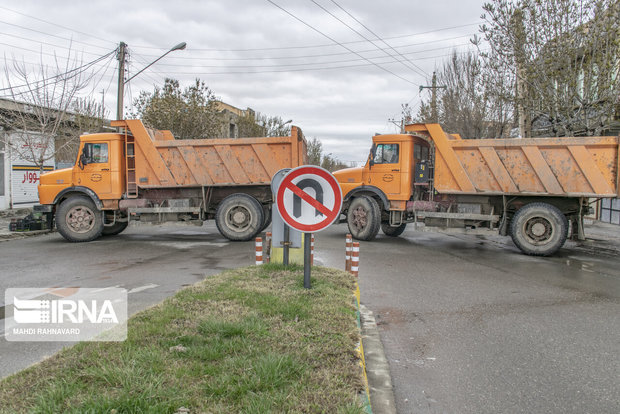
56,196,104,242
510,202,568,256
347,196,381,241
215,194,264,241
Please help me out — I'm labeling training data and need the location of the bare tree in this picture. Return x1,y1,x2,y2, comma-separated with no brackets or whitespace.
0,48,102,170
55,98,108,165
480,0,619,137
306,136,347,171
415,50,513,138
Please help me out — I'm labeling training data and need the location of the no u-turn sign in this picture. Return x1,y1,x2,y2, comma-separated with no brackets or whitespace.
275,166,343,232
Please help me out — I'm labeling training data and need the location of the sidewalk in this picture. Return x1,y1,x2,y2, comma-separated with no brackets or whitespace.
0,208,51,240
575,219,620,255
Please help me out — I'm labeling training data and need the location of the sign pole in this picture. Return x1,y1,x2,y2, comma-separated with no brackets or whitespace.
283,225,290,266
303,232,311,289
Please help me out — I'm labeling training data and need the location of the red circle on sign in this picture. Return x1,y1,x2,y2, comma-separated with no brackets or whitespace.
276,166,343,232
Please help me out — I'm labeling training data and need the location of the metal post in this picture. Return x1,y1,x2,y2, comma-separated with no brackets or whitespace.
283,225,290,266
304,232,311,289
265,232,272,264
310,233,315,266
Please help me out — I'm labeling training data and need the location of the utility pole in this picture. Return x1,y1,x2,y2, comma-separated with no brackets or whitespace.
100,89,105,128
419,72,446,123
116,42,127,121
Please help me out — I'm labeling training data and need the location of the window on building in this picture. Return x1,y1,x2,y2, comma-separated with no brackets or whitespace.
600,198,620,225
373,144,399,164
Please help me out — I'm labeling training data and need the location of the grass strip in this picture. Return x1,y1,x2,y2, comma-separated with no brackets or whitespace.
0,264,366,413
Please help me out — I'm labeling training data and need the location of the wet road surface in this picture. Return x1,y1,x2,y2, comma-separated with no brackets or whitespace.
316,223,620,414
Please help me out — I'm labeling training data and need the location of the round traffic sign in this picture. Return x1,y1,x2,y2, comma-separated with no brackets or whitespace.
275,165,343,232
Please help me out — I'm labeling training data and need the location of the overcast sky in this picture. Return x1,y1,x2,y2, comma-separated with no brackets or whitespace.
1,0,487,164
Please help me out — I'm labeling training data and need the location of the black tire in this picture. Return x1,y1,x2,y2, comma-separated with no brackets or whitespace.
215,194,264,241
347,196,381,241
510,202,568,256
102,221,129,236
260,205,272,232
56,196,104,242
381,222,407,237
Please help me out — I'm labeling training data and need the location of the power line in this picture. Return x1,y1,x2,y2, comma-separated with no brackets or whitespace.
129,21,482,52
132,42,473,70
0,6,116,46
328,0,431,77
0,30,105,56
145,47,483,76
0,49,116,92
265,0,417,86
133,34,475,62
309,0,427,79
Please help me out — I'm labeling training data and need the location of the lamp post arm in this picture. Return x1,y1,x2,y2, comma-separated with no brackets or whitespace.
124,50,172,85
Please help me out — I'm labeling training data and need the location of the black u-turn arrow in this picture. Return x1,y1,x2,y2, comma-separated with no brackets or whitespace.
293,179,324,218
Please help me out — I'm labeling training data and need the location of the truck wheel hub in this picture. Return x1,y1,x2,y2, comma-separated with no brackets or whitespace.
525,218,551,242
66,206,95,233
228,207,250,229
352,206,368,229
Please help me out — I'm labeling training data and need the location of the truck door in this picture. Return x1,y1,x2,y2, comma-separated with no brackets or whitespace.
369,143,401,195
73,141,112,196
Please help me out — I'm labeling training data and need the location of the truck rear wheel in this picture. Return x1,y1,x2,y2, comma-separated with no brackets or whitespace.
381,222,407,237
260,205,272,232
56,196,104,242
347,196,381,241
215,194,264,241
102,221,128,236
510,202,568,256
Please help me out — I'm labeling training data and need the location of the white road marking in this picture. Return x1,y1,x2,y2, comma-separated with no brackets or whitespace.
128,283,159,294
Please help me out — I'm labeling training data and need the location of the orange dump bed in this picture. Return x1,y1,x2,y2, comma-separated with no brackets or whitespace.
405,124,620,198
112,119,307,189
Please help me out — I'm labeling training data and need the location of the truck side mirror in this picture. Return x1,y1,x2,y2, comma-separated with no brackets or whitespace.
78,145,91,169
369,144,376,168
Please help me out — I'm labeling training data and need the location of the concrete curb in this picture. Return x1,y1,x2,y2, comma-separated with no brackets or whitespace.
359,304,397,414
353,282,372,413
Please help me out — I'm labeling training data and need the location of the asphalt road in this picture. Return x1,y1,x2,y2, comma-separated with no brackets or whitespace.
315,224,620,414
0,222,254,378
1,221,619,414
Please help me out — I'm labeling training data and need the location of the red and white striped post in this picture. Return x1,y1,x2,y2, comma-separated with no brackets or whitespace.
310,234,315,266
345,234,352,272
255,237,263,265
265,232,272,264
351,242,360,277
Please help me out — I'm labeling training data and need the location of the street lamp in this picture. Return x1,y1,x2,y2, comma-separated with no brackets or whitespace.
116,41,187,121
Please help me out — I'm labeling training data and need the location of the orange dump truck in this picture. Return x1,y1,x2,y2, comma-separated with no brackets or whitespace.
37,119,307,242
333,123,619,255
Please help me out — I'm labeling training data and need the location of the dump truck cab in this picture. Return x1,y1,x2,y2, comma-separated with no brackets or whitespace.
39,133,125,207
334,132,431,217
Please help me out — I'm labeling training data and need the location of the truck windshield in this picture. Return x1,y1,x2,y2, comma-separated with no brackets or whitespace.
373,144,399,164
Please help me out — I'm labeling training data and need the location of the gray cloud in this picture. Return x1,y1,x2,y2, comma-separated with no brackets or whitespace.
1,0,485,164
